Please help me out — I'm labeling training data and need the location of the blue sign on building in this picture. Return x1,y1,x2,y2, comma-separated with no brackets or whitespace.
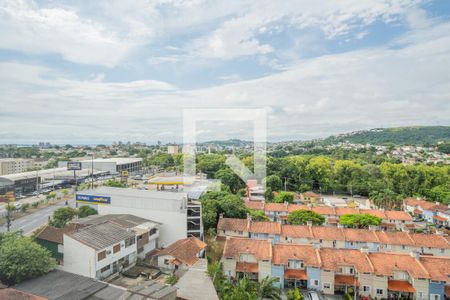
76,194,111,205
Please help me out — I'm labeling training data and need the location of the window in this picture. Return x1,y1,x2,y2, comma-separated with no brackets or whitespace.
164,259,170,265
363,286,370,292
440,248,444,253
431,294,440,300
418,292,424,300
376,289,383,295
313,280,319,286
349,268,354,274
323,283,331,289
238,231,243,235
100,264,110,273
113,244,121,254
125,237,135,247
97,250,106,261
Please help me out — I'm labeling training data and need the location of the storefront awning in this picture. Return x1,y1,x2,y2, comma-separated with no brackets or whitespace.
284,269,307,280
433,215,447,222
388,280,416,293
236,262,258,273
335,275,359,286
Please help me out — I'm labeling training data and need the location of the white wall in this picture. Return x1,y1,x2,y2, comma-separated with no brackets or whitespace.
61,235,96,278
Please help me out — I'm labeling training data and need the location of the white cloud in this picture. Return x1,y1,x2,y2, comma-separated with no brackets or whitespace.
1,15,449,143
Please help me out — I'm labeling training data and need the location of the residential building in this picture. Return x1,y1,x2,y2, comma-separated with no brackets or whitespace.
0,158,34,175
246,179,265,201
220,237,450,299
245,201,414,229
222,237,272,282
167,144,179,154
217,217,450,256
404,198,450,227
156,236,206,271
54,215,159,279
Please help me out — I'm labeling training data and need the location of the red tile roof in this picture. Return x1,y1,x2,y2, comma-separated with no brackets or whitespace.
384,210,413,221
236,262,258,273
157,237,206,266
419,256,450,282
265,203,288,212
343,228,379,243
284,269,307,280
217,218,249,232
368,253,430,279
249,221,281,235
375,231,415,246
388,280,416,293
281,225,313,239
223,237,272,261
288,204,309,213
312,206,335,215
335,208,358,216
0,289,47,300
35,223,82,244
319,248,373,273
410,233,450,249
312,226,345,241
245,201,264,210
360,209,386,219
272,244,320,267
433,215,447,222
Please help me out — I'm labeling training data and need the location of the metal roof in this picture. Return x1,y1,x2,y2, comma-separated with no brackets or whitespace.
68,221,135,250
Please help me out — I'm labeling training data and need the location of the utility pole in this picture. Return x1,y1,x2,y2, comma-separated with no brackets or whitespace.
91,154,94,189
6,193,11,232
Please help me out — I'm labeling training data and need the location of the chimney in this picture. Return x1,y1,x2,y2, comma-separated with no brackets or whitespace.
219,213,224,219
246,213,252,221
368,225,378,231
409,251,420,260
337,223,344,228
312,242,321,249
360,247,369,254
307,221,313,227
284,201,289,209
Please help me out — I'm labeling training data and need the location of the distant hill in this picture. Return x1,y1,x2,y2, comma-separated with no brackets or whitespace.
320,126,450,145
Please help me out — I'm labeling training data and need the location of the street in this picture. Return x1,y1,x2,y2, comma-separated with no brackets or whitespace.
0,198,76,235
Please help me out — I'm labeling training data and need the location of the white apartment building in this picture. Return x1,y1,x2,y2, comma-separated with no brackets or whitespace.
0,158,34,175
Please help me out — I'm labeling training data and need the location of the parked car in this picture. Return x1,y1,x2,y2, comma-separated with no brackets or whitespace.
308,291,320,300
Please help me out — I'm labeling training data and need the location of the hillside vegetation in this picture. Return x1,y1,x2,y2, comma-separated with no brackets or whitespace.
321,126,450,145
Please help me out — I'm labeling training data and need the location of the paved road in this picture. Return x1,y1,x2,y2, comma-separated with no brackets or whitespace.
0,198,76,235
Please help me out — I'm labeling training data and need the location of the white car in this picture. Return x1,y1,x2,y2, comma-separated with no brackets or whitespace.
308,291,320,300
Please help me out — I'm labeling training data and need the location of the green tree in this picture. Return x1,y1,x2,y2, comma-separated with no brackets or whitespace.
46,191,57,201
50,207,78,228
264,175,283,191
165,274,178,285
104,179,126,188
78,205,98,218
257,276,282,300
287,288,304,300
273,191,295,203
288,209,325,225
339,214,382,228
215,168,244,193
249,209,269,221
0,232,56,284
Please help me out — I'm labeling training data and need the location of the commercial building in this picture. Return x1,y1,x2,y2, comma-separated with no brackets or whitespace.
0,167,107,196
58,157,143,175
222,237,450,299
76,186,204,246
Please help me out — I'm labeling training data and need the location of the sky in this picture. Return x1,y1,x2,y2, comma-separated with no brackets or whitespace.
0,0,450,144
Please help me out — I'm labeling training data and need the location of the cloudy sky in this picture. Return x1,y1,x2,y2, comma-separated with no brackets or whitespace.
1,0,450,144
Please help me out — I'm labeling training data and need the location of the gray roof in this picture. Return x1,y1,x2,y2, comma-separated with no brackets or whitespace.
124,281,177,300
71,214,161,228
69,221,135,250
14,270,125,300
175,259,219,300
80,187,187,201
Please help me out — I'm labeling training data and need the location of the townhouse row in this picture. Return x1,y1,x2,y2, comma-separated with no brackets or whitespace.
404,198,450,227
217,217,450,256
245,201,414,230
222,237,450,300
